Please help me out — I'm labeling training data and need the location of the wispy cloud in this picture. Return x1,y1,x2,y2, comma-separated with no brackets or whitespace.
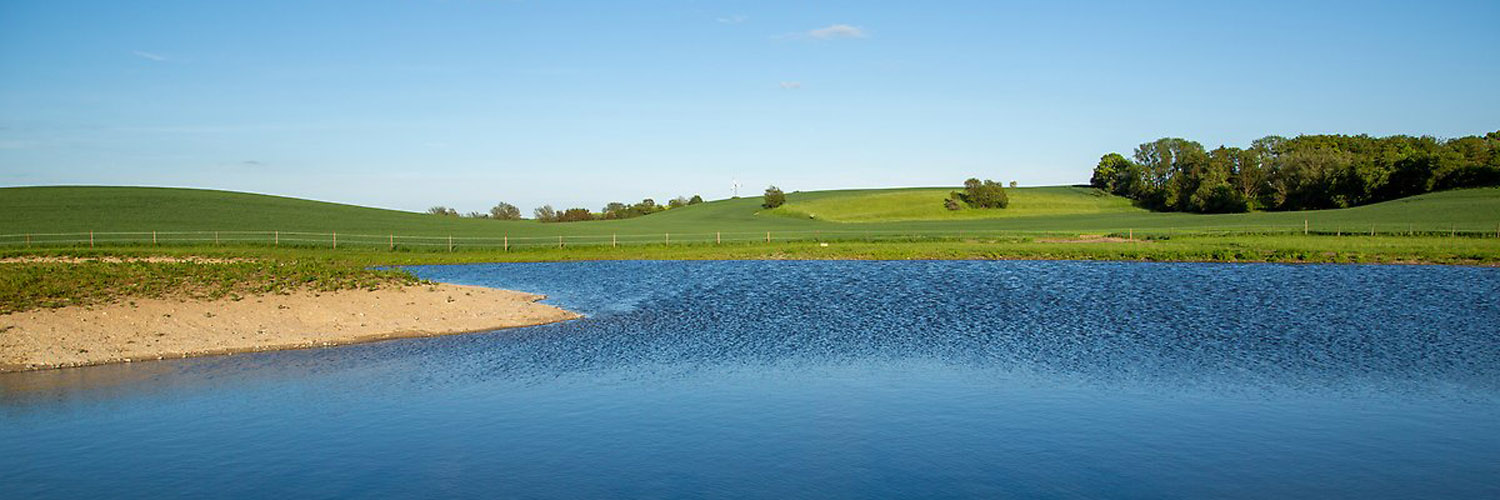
807,24,867,39
778,82,803,90
131,50,168,62
716,15,747,24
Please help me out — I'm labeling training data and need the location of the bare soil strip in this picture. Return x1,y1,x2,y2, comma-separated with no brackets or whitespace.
0,284,580,372
1035,234,1140,244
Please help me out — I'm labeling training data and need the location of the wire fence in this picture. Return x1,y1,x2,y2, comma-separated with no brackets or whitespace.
1,223,1497,252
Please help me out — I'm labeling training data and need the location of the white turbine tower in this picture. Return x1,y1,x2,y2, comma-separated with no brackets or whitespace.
731,178,741,198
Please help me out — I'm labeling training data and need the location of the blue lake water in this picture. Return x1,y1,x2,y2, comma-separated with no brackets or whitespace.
3,260,1499,498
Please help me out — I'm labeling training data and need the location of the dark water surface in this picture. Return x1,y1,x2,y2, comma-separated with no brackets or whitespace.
4,260,1499,498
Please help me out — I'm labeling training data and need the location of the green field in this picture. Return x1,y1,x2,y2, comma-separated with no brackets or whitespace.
3,184,1499,314
3,186,1499,250
767,186,1142,222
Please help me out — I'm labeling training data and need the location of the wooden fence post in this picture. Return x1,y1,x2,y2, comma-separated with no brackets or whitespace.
716,231,721,244
215,231,220,245
504,235,509,252
153,231,157,245
90,231,94,248
665,233,670,246
1303,218,1308,235
333,231,337,250
275,230,279,246
390,234,394,251
1370,225,1375,237
448,236,453,252
766,231,770,243
612,233,617,248
559,235,564,248
1128,229,1133,241
26,234,30,248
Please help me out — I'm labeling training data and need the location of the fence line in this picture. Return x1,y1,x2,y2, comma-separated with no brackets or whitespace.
1,223,1497,251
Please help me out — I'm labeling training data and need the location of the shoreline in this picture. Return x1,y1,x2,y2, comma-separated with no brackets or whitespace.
0,283,581,373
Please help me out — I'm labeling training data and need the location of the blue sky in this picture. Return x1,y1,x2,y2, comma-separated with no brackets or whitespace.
2,0,1497,213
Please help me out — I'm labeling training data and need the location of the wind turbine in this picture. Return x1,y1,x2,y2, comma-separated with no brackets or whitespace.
731,178,741,198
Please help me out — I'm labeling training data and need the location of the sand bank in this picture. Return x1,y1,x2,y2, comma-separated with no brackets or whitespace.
0,284,580,372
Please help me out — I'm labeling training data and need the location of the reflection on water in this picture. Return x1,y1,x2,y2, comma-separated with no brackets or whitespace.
3,260,1498,498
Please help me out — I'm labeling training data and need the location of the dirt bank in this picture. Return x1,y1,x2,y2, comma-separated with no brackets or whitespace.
0,283,580,372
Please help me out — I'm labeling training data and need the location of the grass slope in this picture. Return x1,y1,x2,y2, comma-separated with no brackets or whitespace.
3,185,1499,245
767,186,1141,222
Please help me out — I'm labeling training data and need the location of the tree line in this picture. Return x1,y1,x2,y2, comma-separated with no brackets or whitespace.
1090,131,1500,213
432,195,706,223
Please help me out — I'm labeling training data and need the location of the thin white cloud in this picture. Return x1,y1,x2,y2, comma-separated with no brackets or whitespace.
807,24,866,39
716,15,747,24
132,50,167,61
778,82,803,90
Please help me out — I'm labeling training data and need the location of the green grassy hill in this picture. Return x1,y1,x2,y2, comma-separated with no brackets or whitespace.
2,185,1497,248
767,186,1142,222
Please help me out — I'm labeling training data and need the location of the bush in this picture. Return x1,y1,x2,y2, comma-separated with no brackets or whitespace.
426,206,458,216
955,178,1009,209
556,208,594,222
763,186,786,209
943,196,961,211
688,195,704,205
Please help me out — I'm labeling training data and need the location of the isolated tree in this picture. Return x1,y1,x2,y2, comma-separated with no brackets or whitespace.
464,211,489,218
763,186,786,209
427,206,458,216
1090,153,1133,193
668,196,689,209
688,194,704,205
956,178,1008,209
533,205,557,222
1009,180,1018,188
490,202,521,220
943,196,962,211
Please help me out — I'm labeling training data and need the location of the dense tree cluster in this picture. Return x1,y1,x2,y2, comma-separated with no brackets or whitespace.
946,178,1009,210
1091,132,1500,213
763,186,786,209
426,206,458,216
556,208,594,222
532,195,703,223
599,198,664,220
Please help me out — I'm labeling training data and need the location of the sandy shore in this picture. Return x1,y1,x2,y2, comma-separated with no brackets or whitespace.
0,284,580,372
